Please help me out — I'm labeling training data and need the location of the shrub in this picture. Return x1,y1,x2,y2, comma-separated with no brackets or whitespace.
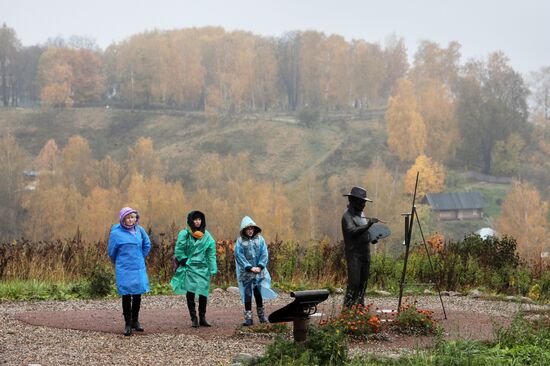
88,264,114,297
538,270,550,301
393,300,436,335
320,304,381,340
257,324,348,366
297,108,320,127
447,234,519,270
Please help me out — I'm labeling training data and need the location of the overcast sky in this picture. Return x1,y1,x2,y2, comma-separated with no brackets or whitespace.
2,0,549,75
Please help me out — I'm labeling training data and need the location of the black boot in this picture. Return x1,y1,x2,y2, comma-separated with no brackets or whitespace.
123,311,132,336
122,295,132,336
199,313,211,327
190,312,199,328
198,295,211,327
131,295,144,332
187,294,199,328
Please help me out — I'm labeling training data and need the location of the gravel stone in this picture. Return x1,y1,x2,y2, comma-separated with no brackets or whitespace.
1,290,548,365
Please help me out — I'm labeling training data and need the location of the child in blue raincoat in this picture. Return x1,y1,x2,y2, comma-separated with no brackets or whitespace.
108,207,151,336
234,216,277,326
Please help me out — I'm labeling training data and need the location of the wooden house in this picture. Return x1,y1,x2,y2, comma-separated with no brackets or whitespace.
424,192,485,221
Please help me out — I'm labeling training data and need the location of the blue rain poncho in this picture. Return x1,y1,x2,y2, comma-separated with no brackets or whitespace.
108,208,151,295
234,216,277,303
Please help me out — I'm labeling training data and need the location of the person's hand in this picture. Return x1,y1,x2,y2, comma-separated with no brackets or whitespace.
251,267,261,273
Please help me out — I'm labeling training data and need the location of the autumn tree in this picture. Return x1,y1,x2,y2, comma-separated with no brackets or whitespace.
126,173,186,236
491,133,525,176
528,66,550,125
38,47,105,107
349,40,385,108
386,79,427,161
0,23,21,106
287,172,324,240
12,45,44,105
404,155,445,198
96,155,123,190
78,187,122,241
496,183,549,260
36,139,60,172
277,31,301,111
126,137,161,178
0,134,27,240
38,48,74,106
61,135,96,194
415,78,459,163
70,48,105,104
360,157,407,254
252,38,279,111
24,185,84,240
379,36,408,101
410,40,461,91
455,52,529,173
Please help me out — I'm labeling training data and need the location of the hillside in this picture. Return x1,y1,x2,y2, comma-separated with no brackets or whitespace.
1,107,522,245
0,108,389,184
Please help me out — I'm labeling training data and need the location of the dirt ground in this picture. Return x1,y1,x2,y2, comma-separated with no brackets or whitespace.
4,293,548,365
14,301,510,347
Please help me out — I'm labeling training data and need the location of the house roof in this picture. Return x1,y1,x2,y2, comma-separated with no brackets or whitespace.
425,192,485,211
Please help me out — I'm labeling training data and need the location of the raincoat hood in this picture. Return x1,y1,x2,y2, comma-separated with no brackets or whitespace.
187,210,206,233
119,207,140,229
240,216,262,238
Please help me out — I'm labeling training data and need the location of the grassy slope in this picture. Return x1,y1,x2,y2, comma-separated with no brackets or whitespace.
0,108,384,184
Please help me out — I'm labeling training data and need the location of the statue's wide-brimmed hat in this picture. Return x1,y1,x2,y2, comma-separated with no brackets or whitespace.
343,186,373,202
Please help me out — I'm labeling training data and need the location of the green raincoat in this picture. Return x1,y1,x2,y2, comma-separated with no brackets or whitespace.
170,211,217,297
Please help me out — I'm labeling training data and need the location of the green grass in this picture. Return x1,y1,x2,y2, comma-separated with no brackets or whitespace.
465,182,512,219
0,279,98,301
255,313,550,365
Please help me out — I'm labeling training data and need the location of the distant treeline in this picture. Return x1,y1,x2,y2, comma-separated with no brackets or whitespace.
0,23,544,118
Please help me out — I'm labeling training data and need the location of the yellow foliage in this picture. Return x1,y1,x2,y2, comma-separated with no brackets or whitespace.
61,135,96,195
415,78,458,163
496,183,549,261
127,137,161,178
404,155,445,198
36,139,60,172
23,185,84,241
386,79,426,161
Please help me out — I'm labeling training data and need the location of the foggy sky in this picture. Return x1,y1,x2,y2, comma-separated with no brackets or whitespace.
2,0,549,75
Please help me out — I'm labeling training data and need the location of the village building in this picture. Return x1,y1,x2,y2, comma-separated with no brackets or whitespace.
424,191,485,221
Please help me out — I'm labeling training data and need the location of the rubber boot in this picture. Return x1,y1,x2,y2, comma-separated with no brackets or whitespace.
123,313,132,336
187,300,199,328
257,307,268,324
243,310,253,326
199,313,211,327
198,296,211,327
131,296,144,331
122,296,132,336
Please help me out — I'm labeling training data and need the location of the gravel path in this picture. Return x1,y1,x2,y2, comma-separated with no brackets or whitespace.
1,290,548,365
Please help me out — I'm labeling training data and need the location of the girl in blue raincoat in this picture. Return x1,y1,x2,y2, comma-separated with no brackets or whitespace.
234,216,277,326
108,207,151,336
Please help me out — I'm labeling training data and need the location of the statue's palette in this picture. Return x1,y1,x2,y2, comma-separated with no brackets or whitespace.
369,223,391,243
